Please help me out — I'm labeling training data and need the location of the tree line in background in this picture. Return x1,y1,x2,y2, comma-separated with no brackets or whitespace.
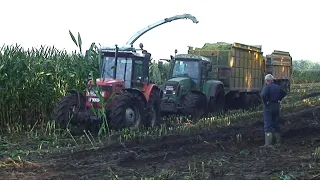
292,59,320,84
293,59,320,71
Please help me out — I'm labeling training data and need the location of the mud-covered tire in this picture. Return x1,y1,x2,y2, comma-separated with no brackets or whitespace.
280,80,290,93
182,93,205,121
52,93,87,134
145,89,161,128
210,85,225,114
109,92,145,131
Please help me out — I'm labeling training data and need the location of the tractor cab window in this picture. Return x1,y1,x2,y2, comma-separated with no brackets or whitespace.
102,56,133,83
133,60,143,81
102,56,116,79
172,60,199,82
201,61,211,79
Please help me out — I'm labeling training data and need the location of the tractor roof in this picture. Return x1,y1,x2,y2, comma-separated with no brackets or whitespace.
100,45,147,58
175,54,211,62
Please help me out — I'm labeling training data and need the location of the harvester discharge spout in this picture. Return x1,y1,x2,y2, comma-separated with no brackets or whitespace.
126,13,199,47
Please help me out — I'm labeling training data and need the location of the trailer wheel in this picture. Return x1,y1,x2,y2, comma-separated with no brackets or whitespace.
145,89,161,128
283,80,290,93
182,93,205,121
109,92,145,131
52,93,88,134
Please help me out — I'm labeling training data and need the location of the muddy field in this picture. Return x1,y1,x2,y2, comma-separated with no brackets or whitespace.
0,107,319,180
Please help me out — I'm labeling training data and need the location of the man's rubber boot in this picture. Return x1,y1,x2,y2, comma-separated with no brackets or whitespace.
260,132,273,148
274,132,281,147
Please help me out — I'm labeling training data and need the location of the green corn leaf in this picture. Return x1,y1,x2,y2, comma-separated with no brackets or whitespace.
69,30,78,47
78,32,82,54
89,42,95,51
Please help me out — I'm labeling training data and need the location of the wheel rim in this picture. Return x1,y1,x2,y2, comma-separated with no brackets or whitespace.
125,107,135,124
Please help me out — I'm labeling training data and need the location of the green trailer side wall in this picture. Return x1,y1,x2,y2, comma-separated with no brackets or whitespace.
188,42,265,93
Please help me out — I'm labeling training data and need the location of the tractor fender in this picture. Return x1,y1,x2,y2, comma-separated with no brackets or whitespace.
66,89,85,98
188,90,207,102
65,89,85,108
123,88,148,107
202,80,224,103
142,84,161,102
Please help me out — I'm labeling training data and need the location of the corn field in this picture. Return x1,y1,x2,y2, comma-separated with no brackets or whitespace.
1,43,320,179
0,43,319,133
0,44,99,132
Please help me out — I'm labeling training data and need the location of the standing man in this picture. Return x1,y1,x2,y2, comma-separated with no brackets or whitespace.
260,74,287,148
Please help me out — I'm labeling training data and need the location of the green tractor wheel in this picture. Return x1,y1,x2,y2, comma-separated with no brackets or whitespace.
182,93,206,121
211,85,225,114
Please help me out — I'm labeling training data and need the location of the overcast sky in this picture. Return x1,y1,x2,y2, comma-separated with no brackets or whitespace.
1,0,319,62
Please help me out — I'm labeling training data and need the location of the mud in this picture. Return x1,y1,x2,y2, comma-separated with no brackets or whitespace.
1,107,320,180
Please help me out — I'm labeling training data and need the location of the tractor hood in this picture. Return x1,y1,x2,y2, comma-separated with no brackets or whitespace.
168,77,190,83
88,78,124,87
163,77,195,96
165,77,194,87
86,78,125,108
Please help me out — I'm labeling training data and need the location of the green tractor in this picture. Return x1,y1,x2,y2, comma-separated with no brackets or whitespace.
159,42,265,120
159,53,225,120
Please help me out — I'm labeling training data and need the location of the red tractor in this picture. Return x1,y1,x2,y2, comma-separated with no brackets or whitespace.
52,14,198,132
53,44,162,132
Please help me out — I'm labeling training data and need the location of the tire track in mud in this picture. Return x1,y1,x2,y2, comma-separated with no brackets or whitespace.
45,107,320,166
115,107,320,167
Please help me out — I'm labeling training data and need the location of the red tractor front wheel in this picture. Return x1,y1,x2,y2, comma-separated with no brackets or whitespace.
109,92,145,131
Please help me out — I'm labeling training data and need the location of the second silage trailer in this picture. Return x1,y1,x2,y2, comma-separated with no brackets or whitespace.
265,50,292,92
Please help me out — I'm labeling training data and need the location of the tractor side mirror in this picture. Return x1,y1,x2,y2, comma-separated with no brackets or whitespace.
143,52,152,80
206,64,212,72
170,55,174,60
158,61,163,69
144,52,151,62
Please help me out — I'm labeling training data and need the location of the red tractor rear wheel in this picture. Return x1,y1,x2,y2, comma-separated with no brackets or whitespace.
109,92,145,131
52,93,89,134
